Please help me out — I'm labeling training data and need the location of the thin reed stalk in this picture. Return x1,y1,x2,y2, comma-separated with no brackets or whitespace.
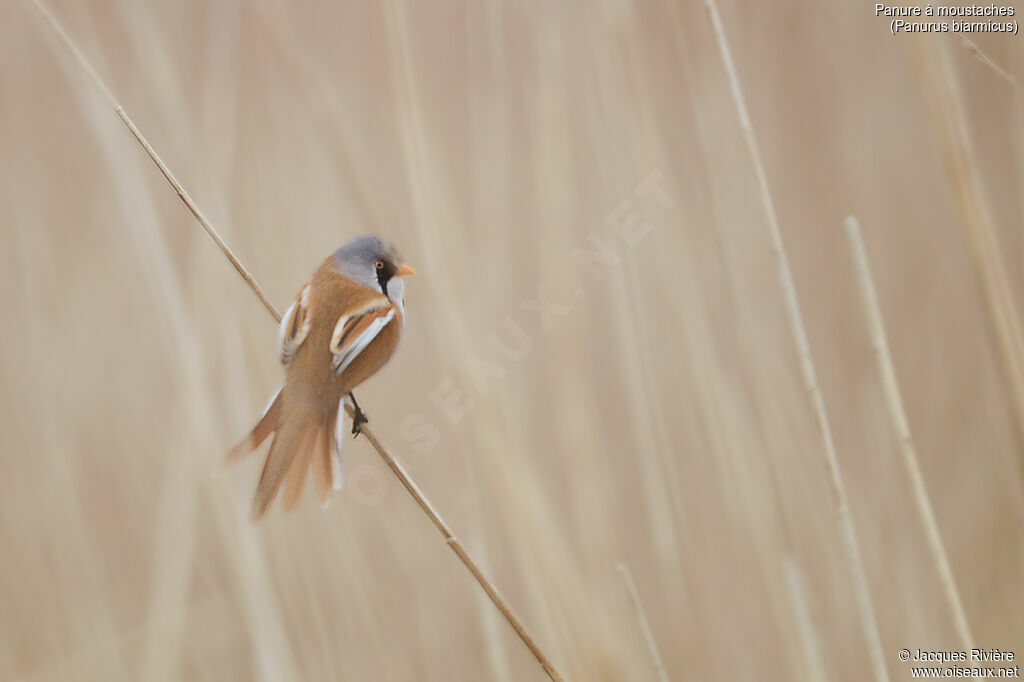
350,414,564,681
955,36,1020,93
703,2,890,680
844,216,974,650
783,557,831,682
29,2,565,680
115,110,282,323
617,564,670,682
916,39,1024,451
29,0,280,324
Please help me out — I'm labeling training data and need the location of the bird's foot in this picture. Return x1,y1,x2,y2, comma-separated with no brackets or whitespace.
351,407,369,436
349,392,369,437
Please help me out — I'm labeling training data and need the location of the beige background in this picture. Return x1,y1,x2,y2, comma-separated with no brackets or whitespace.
2,1,1023,680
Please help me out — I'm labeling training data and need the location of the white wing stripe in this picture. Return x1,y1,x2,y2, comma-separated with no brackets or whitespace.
332,399,348,490
261,386,282,417
332,308,396,374
278,284,313,365
277,302,296,362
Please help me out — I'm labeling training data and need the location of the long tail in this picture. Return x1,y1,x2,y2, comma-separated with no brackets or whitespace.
224,388,283,466
224,389,344,518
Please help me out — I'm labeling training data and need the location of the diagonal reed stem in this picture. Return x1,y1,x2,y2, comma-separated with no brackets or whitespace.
703,2,890,680
955,36,1020,93
28,2,565,680
115,109,283,323
349,414,564,681
27,0,281,324
844,216,974,650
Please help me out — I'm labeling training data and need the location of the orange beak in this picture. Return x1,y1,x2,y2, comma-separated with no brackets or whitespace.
394,264,417,277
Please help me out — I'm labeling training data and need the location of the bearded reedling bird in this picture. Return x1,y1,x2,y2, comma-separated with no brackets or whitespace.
226,235,415,518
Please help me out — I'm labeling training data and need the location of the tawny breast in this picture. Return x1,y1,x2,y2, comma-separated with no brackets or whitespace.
282,258,403,419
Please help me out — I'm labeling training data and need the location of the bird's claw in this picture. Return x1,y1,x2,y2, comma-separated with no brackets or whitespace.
351,406,369,437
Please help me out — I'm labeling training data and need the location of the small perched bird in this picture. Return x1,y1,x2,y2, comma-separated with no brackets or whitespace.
226,235,415,517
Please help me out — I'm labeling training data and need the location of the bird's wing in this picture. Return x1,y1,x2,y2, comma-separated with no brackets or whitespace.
278,283,312,365
329,297,396,374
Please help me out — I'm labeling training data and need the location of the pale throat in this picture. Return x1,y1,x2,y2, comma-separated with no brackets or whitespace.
385,276,406,322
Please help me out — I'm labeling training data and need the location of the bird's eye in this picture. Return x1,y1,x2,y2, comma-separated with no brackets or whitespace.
374,260,384,270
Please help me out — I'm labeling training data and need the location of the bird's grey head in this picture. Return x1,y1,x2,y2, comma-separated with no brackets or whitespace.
332,235,414,307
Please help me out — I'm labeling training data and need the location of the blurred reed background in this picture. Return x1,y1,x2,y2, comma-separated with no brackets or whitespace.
2,1,1023,680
